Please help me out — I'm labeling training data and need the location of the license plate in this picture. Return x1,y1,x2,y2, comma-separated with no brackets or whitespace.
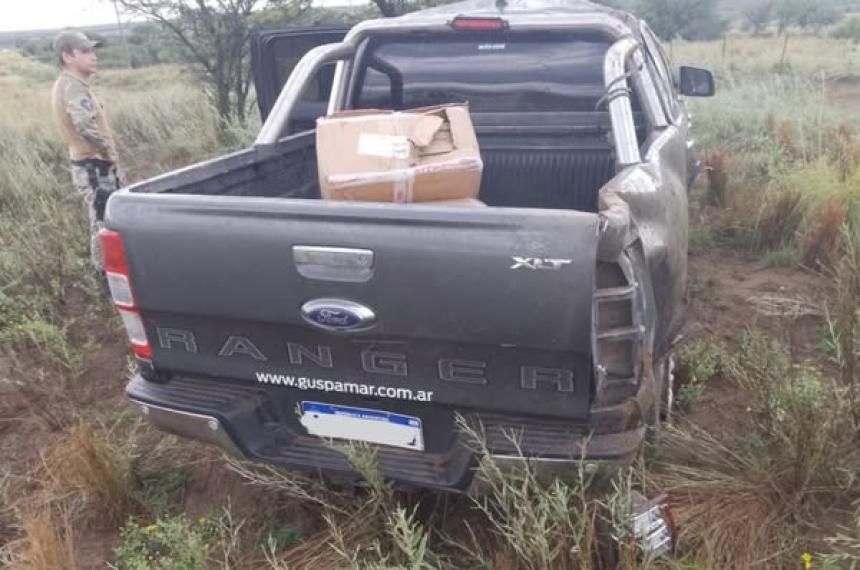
299,402,424,451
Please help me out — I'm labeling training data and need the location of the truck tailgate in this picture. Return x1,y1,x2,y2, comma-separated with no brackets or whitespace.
108,194,599,420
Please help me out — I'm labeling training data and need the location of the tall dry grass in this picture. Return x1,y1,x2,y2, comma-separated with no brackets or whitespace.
0,50,256,430
0,51,250,337
43,424,140,526
17,508,77,570
675,37,860,267
651,330,860,568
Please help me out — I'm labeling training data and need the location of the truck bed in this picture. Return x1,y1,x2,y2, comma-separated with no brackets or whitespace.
130,112,621,213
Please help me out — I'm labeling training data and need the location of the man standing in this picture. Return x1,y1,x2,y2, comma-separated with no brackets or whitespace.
51,30,121,272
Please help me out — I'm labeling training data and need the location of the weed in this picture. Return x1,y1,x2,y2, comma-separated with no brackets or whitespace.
113,516,209,570
136,467,192,517
821,510,860,568
44,424,139,526
833,225,860,426
704,152,730,207
0,317,81,373
755,189,805,250
688,225,754,251
762,244,801,267
799,195,849,269
199,505,247,570
833,125,860,181
686,275,717,300
258,504,302,554
461,423,594,569
674,339,729,410
653,330,860,567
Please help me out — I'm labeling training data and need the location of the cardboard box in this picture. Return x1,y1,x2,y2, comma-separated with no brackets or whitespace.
316,104,483,203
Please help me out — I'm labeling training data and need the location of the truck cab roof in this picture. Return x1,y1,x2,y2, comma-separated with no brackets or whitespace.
350,0,641,41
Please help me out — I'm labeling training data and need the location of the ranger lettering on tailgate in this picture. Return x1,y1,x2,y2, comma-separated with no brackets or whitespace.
156,327,575,394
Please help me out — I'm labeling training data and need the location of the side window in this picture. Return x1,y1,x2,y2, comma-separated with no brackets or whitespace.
299,62,337,103
251,27,348,122
640,24,679,120
356,67,394,109
290,62,338,133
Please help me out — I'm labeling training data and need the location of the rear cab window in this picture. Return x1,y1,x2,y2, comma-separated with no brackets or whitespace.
348,32,617,114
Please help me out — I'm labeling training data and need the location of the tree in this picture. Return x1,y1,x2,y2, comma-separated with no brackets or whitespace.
795,1,841,33
774,0,800,34
116,0,309,128
636,0,727,41
742,1,773,35
369,0,457,17
832,15,860,44
775,0,841,35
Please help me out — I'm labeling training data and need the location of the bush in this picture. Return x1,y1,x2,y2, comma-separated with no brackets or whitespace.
114,516,210,570
832,15,860,43
651,330,860,568
675,339,729,410
45,424,140,526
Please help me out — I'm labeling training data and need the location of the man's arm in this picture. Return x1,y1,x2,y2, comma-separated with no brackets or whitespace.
64,82,113,161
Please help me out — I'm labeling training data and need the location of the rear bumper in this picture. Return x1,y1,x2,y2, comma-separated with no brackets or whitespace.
127,374,645,491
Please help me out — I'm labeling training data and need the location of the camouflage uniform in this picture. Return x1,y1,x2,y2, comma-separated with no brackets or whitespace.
51,70,120,271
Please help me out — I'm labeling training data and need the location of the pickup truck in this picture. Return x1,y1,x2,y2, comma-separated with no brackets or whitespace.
101,0,714,491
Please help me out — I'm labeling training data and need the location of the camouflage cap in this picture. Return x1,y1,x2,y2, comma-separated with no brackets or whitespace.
53,30,103,57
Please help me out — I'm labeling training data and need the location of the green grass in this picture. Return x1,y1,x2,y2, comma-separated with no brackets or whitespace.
672,35,860,78
114,516,210,570
675,339,729,410
674,36,860,266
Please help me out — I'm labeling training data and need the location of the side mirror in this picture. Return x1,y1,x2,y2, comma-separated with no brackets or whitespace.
678,66,715,97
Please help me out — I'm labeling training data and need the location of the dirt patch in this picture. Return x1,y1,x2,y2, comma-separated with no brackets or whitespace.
679,248,833,439
685,248,831,359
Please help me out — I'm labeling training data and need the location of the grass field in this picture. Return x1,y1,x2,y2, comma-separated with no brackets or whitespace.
0,34,859,569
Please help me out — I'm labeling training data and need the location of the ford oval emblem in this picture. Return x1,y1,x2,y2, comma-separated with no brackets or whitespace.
301,299,376,332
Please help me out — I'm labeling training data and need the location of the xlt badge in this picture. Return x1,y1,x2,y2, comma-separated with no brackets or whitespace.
301,299,376,332
510,256,573,270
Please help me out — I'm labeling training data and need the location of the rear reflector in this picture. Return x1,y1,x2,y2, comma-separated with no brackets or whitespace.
99,228,152,360
106,272,134,308
450,16,508,31
100,229,129,275
118,309,151,358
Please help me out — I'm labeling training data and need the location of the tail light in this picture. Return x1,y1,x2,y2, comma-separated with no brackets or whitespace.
450,16,508,31
99,229,152,359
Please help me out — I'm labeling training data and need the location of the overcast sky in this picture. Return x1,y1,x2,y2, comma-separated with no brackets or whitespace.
1,0,128,32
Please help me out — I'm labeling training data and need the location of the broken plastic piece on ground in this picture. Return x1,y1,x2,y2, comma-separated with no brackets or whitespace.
630,492,676,560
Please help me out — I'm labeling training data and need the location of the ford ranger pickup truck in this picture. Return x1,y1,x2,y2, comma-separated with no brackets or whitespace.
101,0,714,491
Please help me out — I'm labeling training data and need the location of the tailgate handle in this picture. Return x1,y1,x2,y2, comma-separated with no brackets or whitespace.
292,246,374,283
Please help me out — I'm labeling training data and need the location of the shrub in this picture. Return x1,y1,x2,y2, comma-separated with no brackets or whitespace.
44,424,140,526
755,189,805,250
114,516,210,570
675,339,729,410
798,194,849,268
832,15,860,43
652,330,860,567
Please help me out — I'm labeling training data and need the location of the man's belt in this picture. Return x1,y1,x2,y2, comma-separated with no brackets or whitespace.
70,158,114,171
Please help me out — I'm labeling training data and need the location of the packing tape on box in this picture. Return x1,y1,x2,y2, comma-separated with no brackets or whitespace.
327,168,415,203
326,157,483,203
